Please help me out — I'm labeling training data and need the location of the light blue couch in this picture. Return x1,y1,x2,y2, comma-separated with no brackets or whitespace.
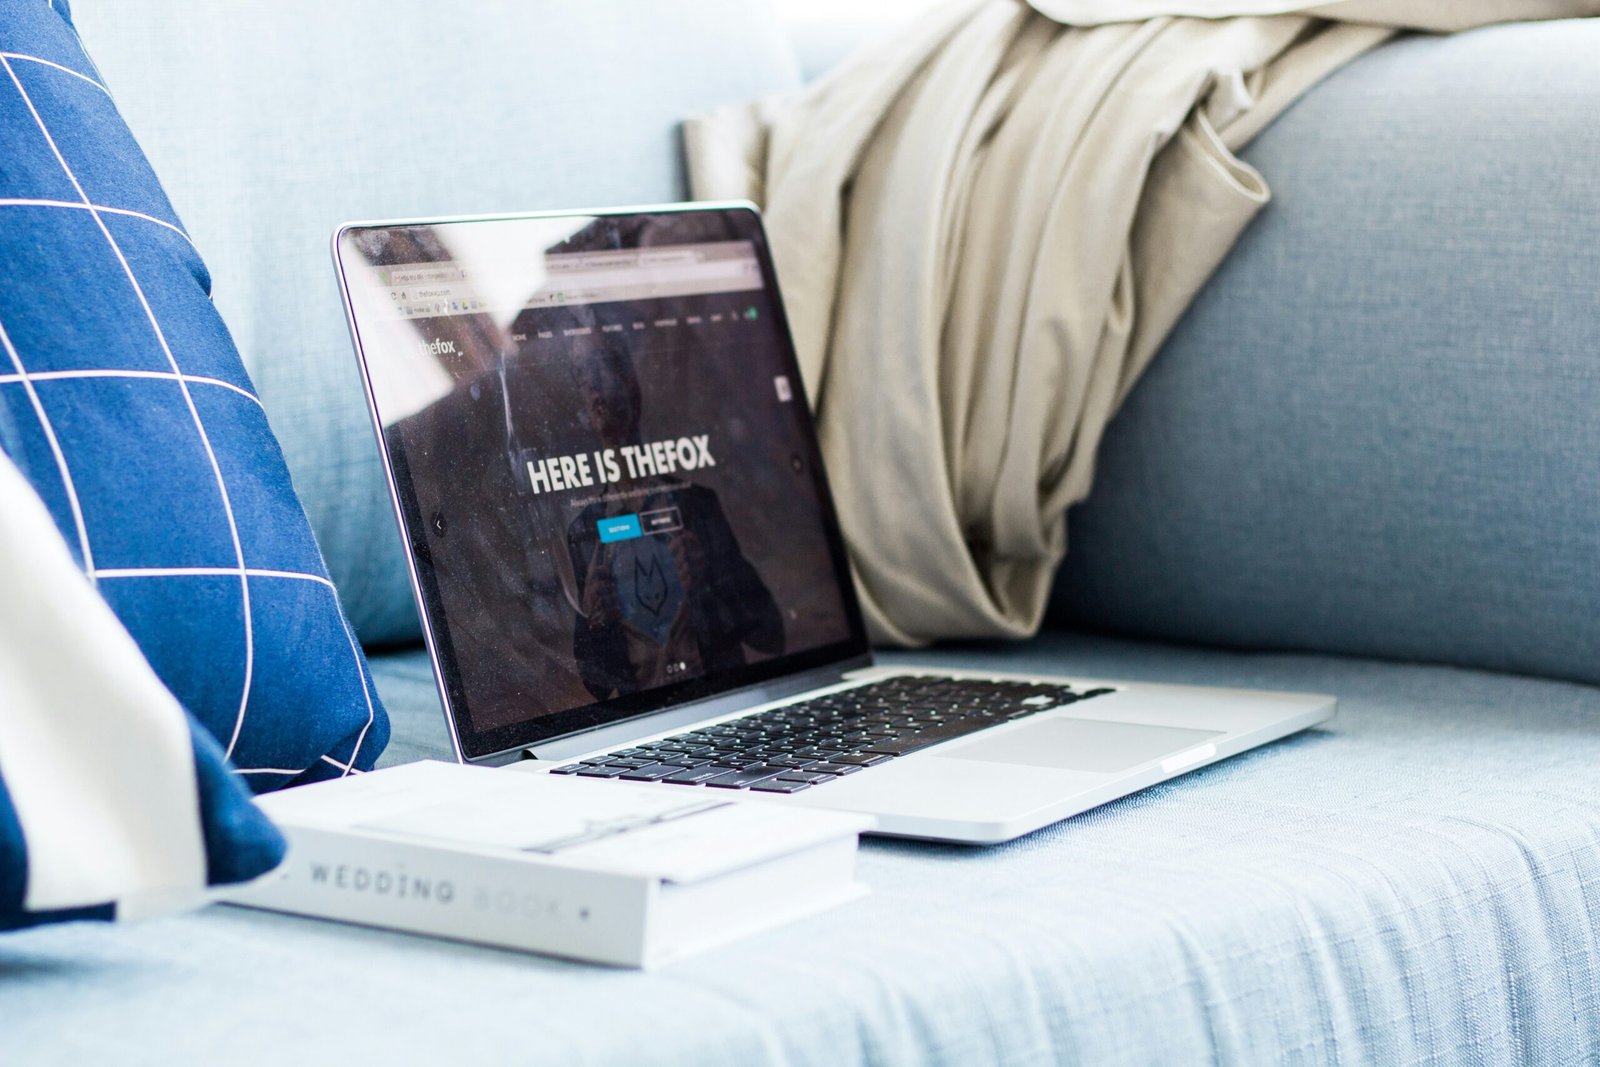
3,3,1597,1063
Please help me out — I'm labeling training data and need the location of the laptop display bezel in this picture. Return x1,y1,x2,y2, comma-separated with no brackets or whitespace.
335,204,872,762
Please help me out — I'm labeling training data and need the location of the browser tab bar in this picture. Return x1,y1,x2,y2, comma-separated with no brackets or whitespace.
375,240,761,320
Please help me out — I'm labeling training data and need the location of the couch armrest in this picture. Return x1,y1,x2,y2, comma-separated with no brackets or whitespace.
1053,19,1600,685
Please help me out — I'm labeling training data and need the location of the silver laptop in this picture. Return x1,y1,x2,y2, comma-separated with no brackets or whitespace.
334,203,1334,844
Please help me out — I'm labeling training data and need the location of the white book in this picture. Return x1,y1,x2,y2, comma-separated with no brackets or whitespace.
222,761,872,968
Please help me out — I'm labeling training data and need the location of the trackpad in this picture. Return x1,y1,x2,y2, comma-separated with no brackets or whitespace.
937,718,1223,774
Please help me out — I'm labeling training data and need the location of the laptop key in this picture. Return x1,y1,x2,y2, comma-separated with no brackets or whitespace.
705,766,786,789
829,753,893,767
775,771,830,784
548,764,583,775
804,762,864,776
660,766,726,785
617,764,681,781
749,778,812,793
792,747,846,760
574,765,628,778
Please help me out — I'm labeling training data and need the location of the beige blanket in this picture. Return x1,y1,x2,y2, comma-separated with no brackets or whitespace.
684,0,1598,646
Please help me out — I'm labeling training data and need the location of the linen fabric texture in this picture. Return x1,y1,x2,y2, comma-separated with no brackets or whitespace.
683,0,1600,647
0,1,387,790
9,632,1596,1061
0,449,285,931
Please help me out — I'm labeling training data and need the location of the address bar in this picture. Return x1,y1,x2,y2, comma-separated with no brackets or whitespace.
384,265,467,286
381,251,763,318
531,257,758,295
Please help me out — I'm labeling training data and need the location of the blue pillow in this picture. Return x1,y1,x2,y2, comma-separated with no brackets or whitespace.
0,1,387,789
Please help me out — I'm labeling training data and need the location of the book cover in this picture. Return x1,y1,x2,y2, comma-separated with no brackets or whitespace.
223,761,871,967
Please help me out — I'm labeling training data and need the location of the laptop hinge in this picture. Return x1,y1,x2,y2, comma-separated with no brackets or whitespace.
516,656,872,765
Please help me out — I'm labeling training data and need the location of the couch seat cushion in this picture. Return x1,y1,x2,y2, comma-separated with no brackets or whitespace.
3,633,1594,1063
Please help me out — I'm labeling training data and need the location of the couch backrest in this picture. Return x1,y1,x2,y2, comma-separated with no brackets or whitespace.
73,0,801,645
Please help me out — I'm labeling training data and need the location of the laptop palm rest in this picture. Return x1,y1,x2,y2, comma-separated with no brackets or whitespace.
933,718,1222,775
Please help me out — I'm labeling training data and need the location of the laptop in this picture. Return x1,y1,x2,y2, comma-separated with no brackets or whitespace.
333,203,1334,844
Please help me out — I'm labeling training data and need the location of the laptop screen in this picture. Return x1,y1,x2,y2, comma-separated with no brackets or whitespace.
337,207,868,759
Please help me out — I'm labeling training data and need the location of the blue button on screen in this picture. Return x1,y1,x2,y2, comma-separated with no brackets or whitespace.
597,514,642,543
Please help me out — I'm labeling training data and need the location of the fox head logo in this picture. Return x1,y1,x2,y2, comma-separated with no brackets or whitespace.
633,554,669,617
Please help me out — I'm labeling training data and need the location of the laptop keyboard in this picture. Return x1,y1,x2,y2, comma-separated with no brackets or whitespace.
548,675,1113,793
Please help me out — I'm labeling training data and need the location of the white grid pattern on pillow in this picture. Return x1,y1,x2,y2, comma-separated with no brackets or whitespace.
0,198,199,250
0,367,262,405
0,317,95,576
0,34,377,780
0,49,106,94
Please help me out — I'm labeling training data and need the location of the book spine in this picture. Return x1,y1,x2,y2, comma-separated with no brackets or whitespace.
222,826,654,967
